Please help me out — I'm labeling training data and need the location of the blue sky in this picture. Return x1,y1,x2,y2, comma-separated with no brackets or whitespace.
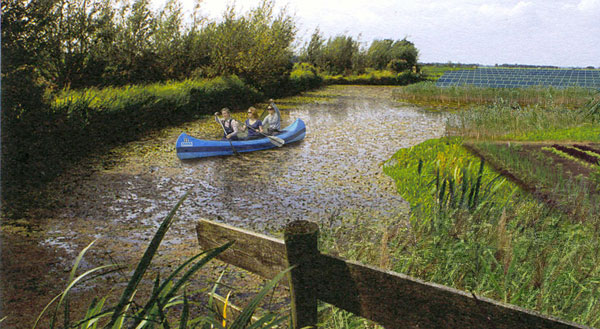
155,0,600,68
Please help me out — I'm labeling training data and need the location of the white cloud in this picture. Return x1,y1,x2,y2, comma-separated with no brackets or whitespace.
477,1,533,17
577,0,600,11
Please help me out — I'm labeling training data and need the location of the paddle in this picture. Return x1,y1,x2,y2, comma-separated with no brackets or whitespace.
245,124,285,147
215,114,239,155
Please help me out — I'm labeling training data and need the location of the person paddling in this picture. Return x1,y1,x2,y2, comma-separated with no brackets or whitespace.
214,108,240,140
263,99,281,135
240,107,264,140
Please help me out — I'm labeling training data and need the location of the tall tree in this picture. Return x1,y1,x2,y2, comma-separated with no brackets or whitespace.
320,35,359,75
153,0,185,80
202,0,296,91
303,28,325,67
367,38,419,72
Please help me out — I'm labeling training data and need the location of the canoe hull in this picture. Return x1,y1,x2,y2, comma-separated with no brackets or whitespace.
176,118,306,159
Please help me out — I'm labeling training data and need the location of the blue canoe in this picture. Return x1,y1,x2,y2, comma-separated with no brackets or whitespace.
176,118,306,159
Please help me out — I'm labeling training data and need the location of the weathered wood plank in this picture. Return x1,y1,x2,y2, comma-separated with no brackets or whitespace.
311,254,589,329
195,219,287,281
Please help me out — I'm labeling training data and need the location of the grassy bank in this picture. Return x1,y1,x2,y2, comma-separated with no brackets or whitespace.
316,138,599,327
2,66,323,212
445,99,600,141
322,70,421,85
394,81,596,109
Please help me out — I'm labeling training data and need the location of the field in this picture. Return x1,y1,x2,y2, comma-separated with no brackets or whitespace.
378,84,600,327
466,141,600,219
393,81,597,109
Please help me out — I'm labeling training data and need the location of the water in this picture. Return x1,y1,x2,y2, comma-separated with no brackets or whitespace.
50,88,445,250
1,86,446,328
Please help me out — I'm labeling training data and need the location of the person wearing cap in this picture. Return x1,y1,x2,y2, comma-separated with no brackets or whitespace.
262,99,281,135
214,107,240,140
239,106,264,140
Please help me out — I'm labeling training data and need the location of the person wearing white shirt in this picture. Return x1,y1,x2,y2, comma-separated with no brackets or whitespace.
262,99,281,135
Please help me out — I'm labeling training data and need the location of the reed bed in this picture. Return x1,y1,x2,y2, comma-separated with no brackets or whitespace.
322,70,420,85
381,138,600,326
394,81,596,109
445,99,600,141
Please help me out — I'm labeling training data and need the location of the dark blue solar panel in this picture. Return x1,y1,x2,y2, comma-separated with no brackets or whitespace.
436,68,600,88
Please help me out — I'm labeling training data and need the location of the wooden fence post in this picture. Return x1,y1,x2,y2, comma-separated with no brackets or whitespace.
284,220,319,329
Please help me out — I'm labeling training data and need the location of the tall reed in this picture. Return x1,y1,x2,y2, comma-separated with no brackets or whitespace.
394,81,596,109
446,99,600,141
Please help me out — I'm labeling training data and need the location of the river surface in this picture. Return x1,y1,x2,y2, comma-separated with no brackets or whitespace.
1,86,445,327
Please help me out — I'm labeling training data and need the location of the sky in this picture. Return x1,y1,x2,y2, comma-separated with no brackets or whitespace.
154,0,600,68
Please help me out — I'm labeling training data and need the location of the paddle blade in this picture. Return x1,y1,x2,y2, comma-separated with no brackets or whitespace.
268,136,285,147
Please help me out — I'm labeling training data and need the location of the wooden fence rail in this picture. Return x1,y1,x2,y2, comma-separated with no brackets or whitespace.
196,219,591,329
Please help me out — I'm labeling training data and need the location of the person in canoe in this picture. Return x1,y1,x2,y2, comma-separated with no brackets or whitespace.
262,99,281,135
214,107,240,140
240,106,264,140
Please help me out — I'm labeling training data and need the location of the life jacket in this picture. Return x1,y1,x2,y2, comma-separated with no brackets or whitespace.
223,119,234,135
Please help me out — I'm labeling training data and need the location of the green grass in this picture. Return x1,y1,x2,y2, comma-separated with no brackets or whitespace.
446,99,600,141
420,64,475,81
313,137,600,327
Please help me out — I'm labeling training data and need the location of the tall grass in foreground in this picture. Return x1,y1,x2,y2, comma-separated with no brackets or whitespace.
33,194,289,329
394,81,596,109
317,138,599,327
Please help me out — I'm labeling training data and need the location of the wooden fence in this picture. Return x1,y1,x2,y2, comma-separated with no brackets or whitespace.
196,219,591,329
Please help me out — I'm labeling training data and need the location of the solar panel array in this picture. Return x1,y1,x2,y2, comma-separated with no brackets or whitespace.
436,68,600,89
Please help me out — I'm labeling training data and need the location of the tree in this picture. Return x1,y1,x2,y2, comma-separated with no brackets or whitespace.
367,39,394,70
303,28,325,67
202,0,296,92
366,38,419,72
153,0,186,80
320,35,359,75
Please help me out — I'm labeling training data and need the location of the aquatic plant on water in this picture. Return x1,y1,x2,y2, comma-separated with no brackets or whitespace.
32,193,289,329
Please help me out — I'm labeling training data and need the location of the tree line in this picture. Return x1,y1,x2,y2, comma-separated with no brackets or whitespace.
300,29,419,76
2,0,419,93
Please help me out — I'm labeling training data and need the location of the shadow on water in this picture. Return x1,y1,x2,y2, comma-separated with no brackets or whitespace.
0,86,446,328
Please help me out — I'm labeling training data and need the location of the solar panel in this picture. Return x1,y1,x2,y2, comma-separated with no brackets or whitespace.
435,68,600,89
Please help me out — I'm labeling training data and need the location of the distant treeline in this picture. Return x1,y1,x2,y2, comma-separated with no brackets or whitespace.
299,29,420,76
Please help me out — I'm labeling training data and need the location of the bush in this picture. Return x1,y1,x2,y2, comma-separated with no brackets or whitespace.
287,63,323,92
322,70,421,85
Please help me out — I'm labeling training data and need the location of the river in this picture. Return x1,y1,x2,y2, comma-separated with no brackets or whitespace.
0,85,446,328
